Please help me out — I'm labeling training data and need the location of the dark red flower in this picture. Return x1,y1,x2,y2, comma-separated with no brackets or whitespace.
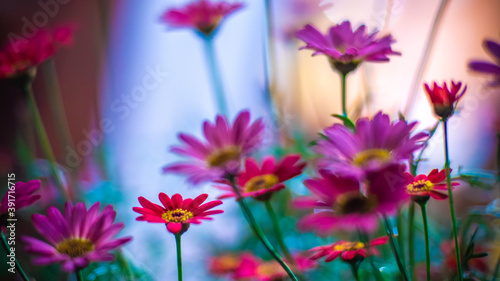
424,81,466,119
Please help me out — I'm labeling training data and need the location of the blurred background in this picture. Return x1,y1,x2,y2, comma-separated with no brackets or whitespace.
0,0,499,280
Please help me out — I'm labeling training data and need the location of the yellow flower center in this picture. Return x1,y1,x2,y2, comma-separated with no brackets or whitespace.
406,180,434,194
335,191,377,215
162,209,194,223
217,255,240,270
352,149,391,168
334,241,365,252
206,146,241,168
243,174,279,192
56,238,94,258
257,262,281,276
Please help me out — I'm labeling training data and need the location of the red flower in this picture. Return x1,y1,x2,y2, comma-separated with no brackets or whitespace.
308,236,388,263
133,193,223,234
215,155,306,201
405,169,459,204
424,81,466,119
161,0,243,36
0,25,74,79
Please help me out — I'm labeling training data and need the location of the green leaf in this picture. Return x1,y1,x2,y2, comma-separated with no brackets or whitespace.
331,114,355,130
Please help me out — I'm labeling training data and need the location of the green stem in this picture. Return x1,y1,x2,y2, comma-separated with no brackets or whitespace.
396,208,405,265
419,203,431,281
76,269,83,281
383,217,409,281
442,120,463,280
228,177,298,281
349,262,360,281
23,82,70,201
341,72,347,118
175,234,183,281
1,231,30,281
202,35,228,116
264,201,294,263
408,202,416,281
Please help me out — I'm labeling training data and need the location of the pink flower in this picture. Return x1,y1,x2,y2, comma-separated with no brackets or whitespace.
468,39,500,87
405,169,459,204
296,21,400,74
0,25,74,79
424,81,466,120
315,111,427,179
161,0,243,36
233,253,316,281
215,154,306,201
22,202,131,272
0,180,41,215
294,164,407,233
308,236,388,263
163,110,264,184
133,193,223,234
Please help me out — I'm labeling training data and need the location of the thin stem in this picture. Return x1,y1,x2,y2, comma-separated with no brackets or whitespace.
419,203,431,281
76,269,83,281
383,217,409,281
228,176,298,281
349,262,360,281
1,231,30,281
202,35,228,116
264,200,294,263
442,120,463,280
23,82,69,201
408,202,416,281
412,121,440,175
175,234,183,281
396,208,405,265
341,73,347,117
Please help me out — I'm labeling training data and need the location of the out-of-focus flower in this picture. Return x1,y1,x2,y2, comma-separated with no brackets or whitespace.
133,193,223,235
233,253,316,281
294,164,407,233
0,25,74,79
215,154,306,201
277,0,331,42
163,110,264,184
22,202,131,272
405,168,459,204
424,81,466,120
208,253,243,276
0,180,41,215
314,111,427,179
161,0,243,36
308,236,388,263
441,240,489,275
469,39,500,87
296,21,400,74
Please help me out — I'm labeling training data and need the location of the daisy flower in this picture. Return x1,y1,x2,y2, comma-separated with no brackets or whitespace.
0,179,41,215
133,193,223,235
22,202,131,272
405,168,459,204
163,110,264,184
215,154,306,201
469,39,500,87
424,81,467,120
308,236,388,263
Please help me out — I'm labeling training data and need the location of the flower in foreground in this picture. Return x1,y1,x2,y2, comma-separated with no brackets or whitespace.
296,21,400,74
161,0,243,36
424,81,467,120
215,154,306,201
308,236,388,263
133,193,223,234
22,202,131,272
0,180,41,215
163,110,264,184
405,168,459,204
315,111,427,179
469,39,500,87
294,164,407,233
233,253,316,281
0,25,74,79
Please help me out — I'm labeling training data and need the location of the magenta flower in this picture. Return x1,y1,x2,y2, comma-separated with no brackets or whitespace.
315,111,427,179
161,0,243,36
163,110,264,184
133,193,223,234
469,39,500,87
405,168,459,204
0,180,41,215
294,164,407,233
296,21,400,74
22,202,131,272
308,236,388,263
424,81,466,120
215,154,306,201
0,25,74,79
